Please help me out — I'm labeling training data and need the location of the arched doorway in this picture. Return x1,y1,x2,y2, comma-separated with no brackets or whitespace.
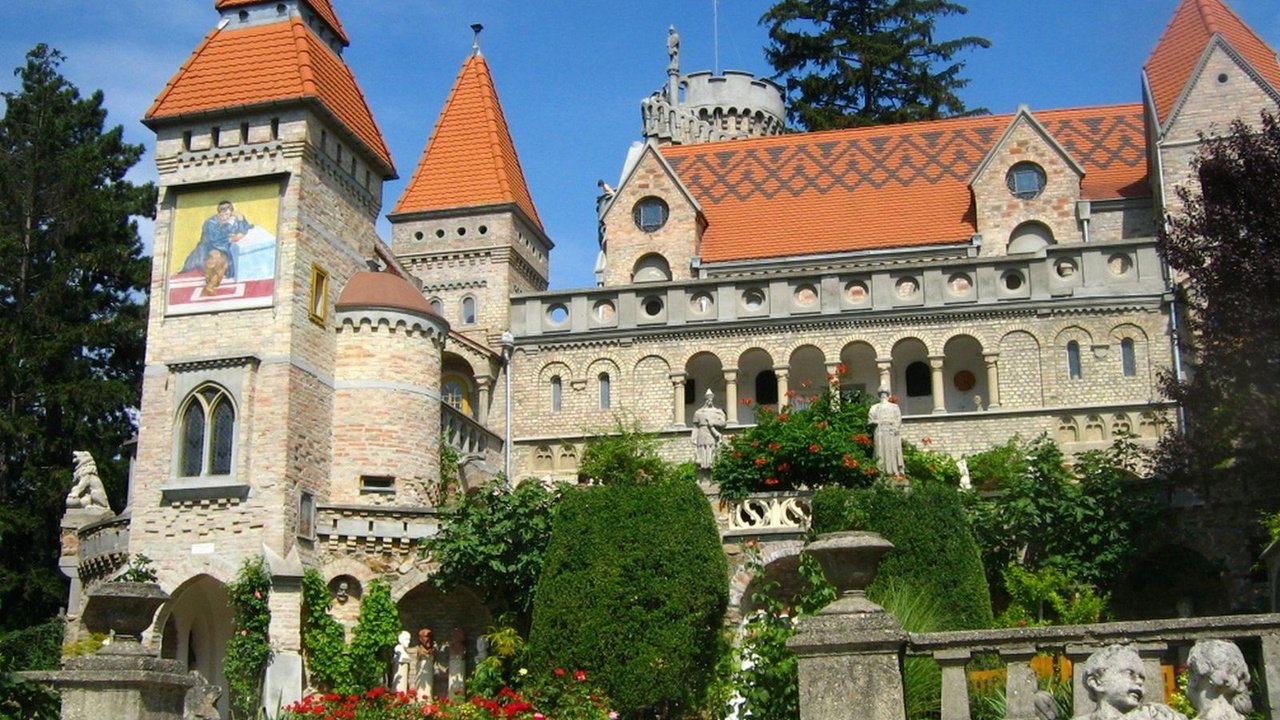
159,575,232,718
396,583,493,698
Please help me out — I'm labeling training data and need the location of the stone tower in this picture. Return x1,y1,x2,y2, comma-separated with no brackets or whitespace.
127,0,397,709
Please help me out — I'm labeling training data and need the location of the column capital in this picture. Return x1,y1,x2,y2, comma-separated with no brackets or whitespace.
928,355,946,368
723,367,739,381
669,371,688,382
983,352,1000,364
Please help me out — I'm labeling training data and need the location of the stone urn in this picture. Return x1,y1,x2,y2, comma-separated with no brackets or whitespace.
803,530,894,615
81,581,169,655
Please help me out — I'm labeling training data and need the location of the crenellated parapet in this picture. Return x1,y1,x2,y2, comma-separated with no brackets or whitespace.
642,70,785,146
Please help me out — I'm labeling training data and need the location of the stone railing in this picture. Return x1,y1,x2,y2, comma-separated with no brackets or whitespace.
723,491,812,536
315,504,443,554
442,404,502,465
509,238,1165,340
78,512,131,580
908,615,1280,720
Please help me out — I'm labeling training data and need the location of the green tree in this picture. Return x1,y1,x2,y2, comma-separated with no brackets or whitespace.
528,477,728,719
1156,112,1280,485
0,45,153,629
761,0,989,130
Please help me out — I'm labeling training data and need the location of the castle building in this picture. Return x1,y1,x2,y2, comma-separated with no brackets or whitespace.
57,0,1280,715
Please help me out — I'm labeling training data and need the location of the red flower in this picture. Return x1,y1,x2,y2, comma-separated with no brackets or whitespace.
836,363,848,375
853,434,871,446
799,379,812,389
764,478,780,486
785,389,797,399
921,436,933,445
750,440,760,448
809,394,819,403
888,394,900,404
776,462,791,472
741,397,754,406
554,668,566,677
754,457,767,466
767,442,781,451
813,421,828,430
575,669,587,681
842,454,859,469
808,443,821,453
730,450,742,459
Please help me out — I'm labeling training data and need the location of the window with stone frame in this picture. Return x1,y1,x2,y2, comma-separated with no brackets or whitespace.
1067,341,1083,380
179,384,236,478
308,264,329,325
599,372,611,410
550,375,563,412
1120,338,1137,377
461,296,477,325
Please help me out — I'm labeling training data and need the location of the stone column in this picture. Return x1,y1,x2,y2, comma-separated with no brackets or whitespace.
671,372,687,426
929,355,947,414
983,352,1001,408
1260,632,1280,717
876,358,892,394
1065,644,1100,718
1134,642,1167,705
936,648,972,720
476,374,493,425
775,365,791,408
724,368,739,424
448,628,467,698
1003,646,1039,720
263,547,305,717
788,532,907,720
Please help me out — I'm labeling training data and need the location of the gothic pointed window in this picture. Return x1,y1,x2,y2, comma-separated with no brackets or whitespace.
179,384,236,478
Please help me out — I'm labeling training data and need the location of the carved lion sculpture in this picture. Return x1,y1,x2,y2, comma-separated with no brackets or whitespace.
66,450,110,510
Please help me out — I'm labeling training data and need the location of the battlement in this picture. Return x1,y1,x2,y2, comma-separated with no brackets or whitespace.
642,70,785,146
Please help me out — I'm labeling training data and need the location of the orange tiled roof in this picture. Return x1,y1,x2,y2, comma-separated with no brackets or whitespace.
146,17,392,174
392,54,542,229
662,105,1148,264
1145,0,1280,127
214,0,349,45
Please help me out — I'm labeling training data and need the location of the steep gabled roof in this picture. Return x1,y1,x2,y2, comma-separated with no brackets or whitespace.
146,17,393,175
1144,0,1280,127
214,0,350,46
662,104,1148,264
391,53,543,229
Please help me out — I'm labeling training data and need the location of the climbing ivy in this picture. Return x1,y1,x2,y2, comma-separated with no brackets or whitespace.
348,579,401,692
300,569,352,692
225,557,271,718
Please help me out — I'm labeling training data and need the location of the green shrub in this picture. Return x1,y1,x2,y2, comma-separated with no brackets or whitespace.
348,579,401,692
812,483,993,630
225,557,271,719
578,424,671,485
0,617,62,671
300,569,351,692
528,477,728,719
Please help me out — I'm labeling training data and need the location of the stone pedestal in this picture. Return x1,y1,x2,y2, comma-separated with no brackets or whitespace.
787,531,907,720
25,655,198,720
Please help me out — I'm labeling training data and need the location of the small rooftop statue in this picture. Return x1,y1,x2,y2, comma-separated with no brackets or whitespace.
667,25,680,73
1187,639,1253,720
66,450,109,510
691,389,726,470
1074,644,1186,719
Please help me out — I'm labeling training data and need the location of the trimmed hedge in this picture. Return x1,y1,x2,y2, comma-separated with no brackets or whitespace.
812,483,993,630
527,478,728,719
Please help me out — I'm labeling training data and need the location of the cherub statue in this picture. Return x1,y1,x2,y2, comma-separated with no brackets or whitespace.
1186,639,1253,720
66,450,109,509
1073,645,1186,720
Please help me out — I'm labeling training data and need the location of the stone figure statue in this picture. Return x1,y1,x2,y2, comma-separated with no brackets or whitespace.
1187,640,1253,720
335,580,349,604
414,628,434,697
66,450,110,509
691,390,727,470
392,630,412,692
1073,645,1186,720
184,675,222,720
867,388,904,476
667,25,680,73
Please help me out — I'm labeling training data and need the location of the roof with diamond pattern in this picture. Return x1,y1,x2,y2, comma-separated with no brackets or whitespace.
662,104,1148,264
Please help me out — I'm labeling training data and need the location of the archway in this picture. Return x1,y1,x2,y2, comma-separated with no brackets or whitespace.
159,575,232,718
890,338,931,416
942,335,986,412
787,345,826,409
685,352,726,426
737,348,775,424
397,583,493,698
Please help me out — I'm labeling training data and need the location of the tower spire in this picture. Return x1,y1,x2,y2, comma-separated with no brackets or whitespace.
471,23,484,57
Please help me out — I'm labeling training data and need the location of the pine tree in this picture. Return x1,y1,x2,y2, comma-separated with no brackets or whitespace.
761,0,990,130
1157,112,1280,484
0,45,154,629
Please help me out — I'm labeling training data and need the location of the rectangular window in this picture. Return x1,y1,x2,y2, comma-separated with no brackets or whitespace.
211,125,221,148
239,122,249,145
1067,341,1083,380
309,264,329,325
182,130,193,152
297,491,316,540
551,376,562,412
270,117,280,140
359,475,395,494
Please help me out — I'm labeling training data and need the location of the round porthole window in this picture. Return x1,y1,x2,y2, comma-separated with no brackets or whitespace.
633,196,669,232
547,304,568,325
846,280,869,303
642,296,664,317
742,288,766,311
794,285,818,306
1108,253,1132,276
1003,271,1025,291
1006,162,1047,200
593,300,615,322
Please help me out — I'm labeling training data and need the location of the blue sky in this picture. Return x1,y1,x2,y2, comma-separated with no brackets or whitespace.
3,0,1279,290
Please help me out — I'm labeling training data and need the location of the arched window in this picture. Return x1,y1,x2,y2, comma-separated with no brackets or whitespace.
461,296,477,325
905,362,931,397
429,297,443,315
1120,338,1136,377
179,384,235,477
755,370,778,405
1067,341,1083,380
550,376,562,412
632,253,672,283
442,377,469,415
1008,221,1055,254
598,372,611,410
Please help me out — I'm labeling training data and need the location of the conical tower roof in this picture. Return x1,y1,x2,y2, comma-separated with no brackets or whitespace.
391,52,542,229
214,0,349,45
1144,0,1280,127
145,4,393,176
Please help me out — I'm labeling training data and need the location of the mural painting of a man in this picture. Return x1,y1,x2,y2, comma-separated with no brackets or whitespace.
181,200,251,295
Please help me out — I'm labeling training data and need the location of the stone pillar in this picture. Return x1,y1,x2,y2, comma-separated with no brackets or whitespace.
476,374,493,425
448,627,467,697
876,358,892,394
1066,644,1100,719
936,649,972,720
671,372,687,426
263,546,304,717
788,533,907,720
1133,642,1167,706
1261,632,1280,718
983,353,1001,408
1003,646,1039,720
775,365,790,408
724,368,739,425
928,355,946,414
